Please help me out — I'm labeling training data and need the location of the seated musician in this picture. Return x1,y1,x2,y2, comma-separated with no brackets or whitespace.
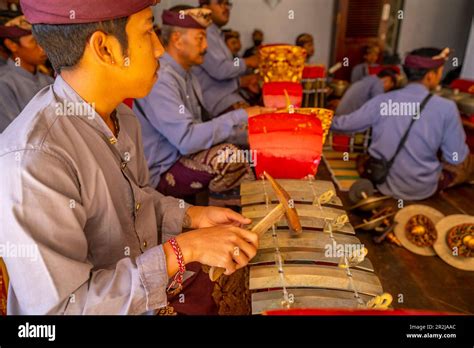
224,29,260,106
0,15,53,132
243,29,264,58
0,0,258,315
336,68,398,115
193,0,260,115
331,47,474,201
351,44,380,83
223,29,241,57
296,33,315,63
134,6,270,200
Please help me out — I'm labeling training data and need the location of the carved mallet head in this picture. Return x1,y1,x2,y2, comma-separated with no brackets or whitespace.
263,172,303,235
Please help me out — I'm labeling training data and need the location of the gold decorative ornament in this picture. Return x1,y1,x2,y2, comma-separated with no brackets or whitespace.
259,45,307,83
405,214,437,247
434,215,474,271
446,223,474,258
394,205,445,256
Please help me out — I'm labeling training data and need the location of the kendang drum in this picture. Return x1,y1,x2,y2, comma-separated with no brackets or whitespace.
248,113,324,179
275,107,334,145
262,81,303,109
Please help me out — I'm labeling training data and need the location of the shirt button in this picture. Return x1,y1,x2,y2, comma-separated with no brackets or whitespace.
143,241,148,248
109,137,117,145
121,162,127,170
135,203,141,211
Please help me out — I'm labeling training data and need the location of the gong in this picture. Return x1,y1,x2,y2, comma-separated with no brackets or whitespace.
434,215,474,271
394,205,445,256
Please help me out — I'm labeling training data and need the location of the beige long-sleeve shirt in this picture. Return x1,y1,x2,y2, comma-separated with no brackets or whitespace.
0,76,191,314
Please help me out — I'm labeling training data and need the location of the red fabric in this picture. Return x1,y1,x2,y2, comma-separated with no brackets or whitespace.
449,79,474,95
405,54,445,70
368,65,401,76
123,99,134,108
249,113,323,179
262,82,302,108
332,134,351,152
167,263,218,315
302,65,326,79
21,0,159,24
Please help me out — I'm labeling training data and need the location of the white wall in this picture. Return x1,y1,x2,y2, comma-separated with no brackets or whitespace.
461,19,474,79
154,0,335,66
398,0,474,72
154,0,474,71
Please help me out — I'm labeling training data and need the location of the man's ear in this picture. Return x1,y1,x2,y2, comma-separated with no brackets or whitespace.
3,38,18,53
87,31,123,67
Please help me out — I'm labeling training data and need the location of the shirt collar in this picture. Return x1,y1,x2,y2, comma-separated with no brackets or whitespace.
52,75,118,142
404,82,430,94
208,23,221,36
161,52,189,79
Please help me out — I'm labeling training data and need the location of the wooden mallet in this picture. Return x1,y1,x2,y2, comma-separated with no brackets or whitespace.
209,172,303,281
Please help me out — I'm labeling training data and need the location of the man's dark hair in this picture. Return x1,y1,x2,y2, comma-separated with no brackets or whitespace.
296,33,312,47
377,68,398,86
32,17,129,73
403,47,443,82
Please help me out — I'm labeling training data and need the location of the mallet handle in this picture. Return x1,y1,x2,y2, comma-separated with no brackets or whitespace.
209,204,285,281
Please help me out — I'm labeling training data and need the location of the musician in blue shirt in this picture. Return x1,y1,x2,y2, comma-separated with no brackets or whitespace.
332,48,473,200
193,0,259,116
134,7,269,199
336,69,397,115
0,16,53,132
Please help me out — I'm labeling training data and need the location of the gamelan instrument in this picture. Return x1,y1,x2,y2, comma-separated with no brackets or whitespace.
434,214,474,271
230,175,391,314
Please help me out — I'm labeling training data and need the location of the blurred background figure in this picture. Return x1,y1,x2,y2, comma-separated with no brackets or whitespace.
351,44,380,83
0,15,53,132
296,33,315,63
336,68,398,115
223,29,241,57
243,29,263,58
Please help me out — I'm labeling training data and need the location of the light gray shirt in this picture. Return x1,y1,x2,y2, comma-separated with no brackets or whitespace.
193,24,247,116
0,58,54,132
0,76,191,314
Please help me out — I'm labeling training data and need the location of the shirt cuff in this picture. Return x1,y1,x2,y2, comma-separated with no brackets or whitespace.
161,198,193,242
230,109,248,125
239,58,248,75
136,245,169,311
